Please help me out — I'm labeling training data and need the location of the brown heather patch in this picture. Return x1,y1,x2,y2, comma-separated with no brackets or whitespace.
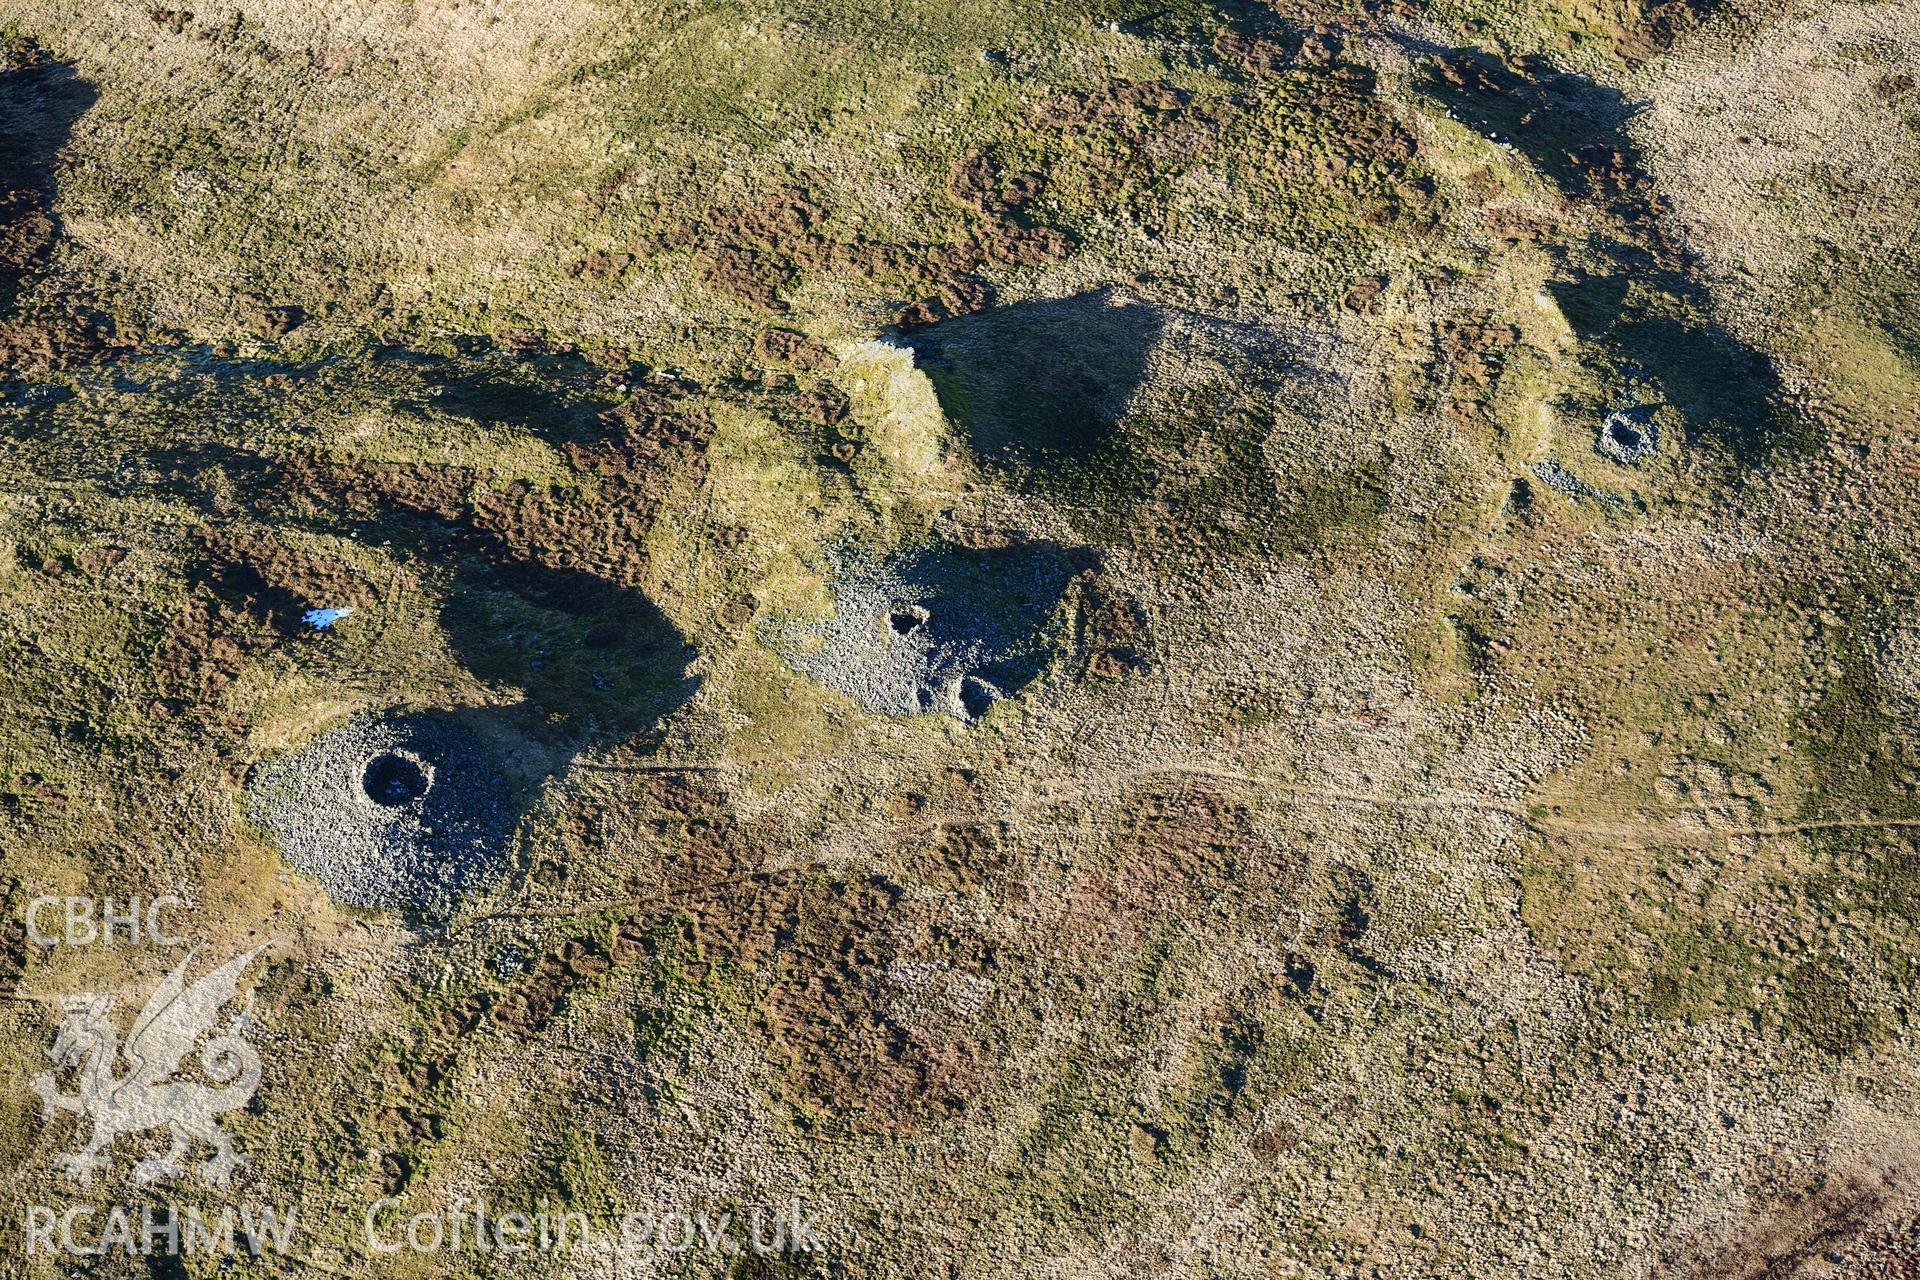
155,592,275,709
384,773,1012,1146
1667,1152,1920,1280
276,382,714,590
591,774,1001,1132
755,327,837,371
1076,576,1151,679
751,871,1000,1132
1213,22,1345,78
904,820,1014,896
193,527,381,624
0,877,28,990
1062,784,1292,950
147,526,383,711
0,43,148,375
642,72,1280,329
659,173,1072,325
1438,313,1523,423
0,308,140,377
1611,0,1719,65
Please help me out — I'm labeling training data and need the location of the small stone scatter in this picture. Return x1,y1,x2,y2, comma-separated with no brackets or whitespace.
1596,407,1658,464
490,945,528,979
1531,459,1623,506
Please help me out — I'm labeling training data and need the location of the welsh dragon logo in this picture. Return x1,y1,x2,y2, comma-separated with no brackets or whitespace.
29,942,271,1187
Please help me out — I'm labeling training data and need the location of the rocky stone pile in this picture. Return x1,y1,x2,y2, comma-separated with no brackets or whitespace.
246,713,514,911
1596,407,1658,464
765,541,1078,720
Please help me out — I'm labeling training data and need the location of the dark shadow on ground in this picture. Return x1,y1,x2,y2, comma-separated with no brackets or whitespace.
0,42,95,312
903,288,1164,511
27,342,708,744
433,557,700,737
1414,42,1808,468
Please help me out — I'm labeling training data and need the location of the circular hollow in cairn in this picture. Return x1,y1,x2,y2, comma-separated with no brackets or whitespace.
246,713,512,911
1596,408,1658,464
764,541,1077,720
363,752,430,807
